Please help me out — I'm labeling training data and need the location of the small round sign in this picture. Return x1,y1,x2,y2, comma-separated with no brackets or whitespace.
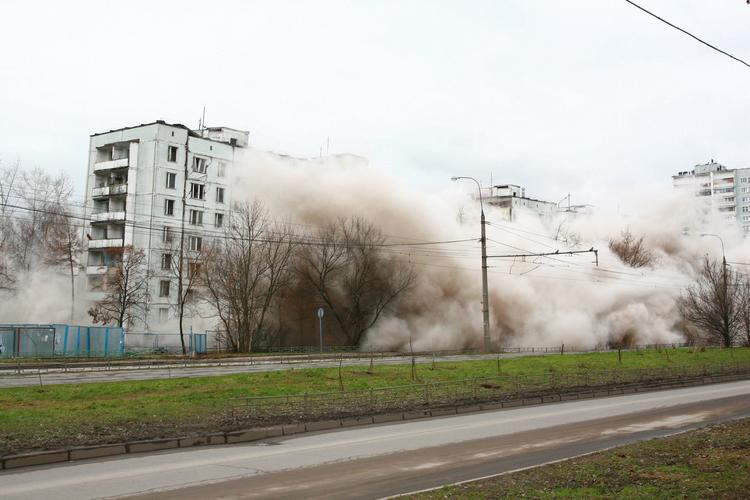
317,307,325,318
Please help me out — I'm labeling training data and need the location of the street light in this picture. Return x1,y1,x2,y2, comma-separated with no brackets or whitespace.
452,176,491,352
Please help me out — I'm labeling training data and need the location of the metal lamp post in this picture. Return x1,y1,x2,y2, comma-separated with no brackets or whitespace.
452,176,491,352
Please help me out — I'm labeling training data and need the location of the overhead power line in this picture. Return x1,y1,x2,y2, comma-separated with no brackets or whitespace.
487,248,599,266
624,0,750,69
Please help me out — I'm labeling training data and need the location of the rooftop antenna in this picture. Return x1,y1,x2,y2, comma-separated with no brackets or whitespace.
201,106,206,135
326,136,330,155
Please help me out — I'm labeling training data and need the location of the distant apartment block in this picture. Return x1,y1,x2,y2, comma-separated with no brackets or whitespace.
82,120,249,329
482,184,558,221
672,160,750,232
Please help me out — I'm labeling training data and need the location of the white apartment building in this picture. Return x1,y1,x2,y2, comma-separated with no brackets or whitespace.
83,120,249,330
672,160,750,232
482,184,558,221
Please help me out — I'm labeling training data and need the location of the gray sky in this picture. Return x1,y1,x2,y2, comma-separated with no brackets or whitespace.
1,0,748,206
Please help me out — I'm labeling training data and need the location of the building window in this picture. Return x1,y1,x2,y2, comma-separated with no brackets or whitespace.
168,146,178,162
215,212,224,228
161,253,172,271
741,177,749,183
743,207,750,213
192,156,207,174
187,261,202,278
158,307,169,323
216,187,225,203
189,209,203,225
164,199,175,216
159,280,171,297
743,216,750,222
217,162,226,177
166,172,177,189
163,226,174,243
190,183,206,200
189,235,202,251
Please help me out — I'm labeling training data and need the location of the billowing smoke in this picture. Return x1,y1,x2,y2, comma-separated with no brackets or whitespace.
1,150,746,351
233,148,749,350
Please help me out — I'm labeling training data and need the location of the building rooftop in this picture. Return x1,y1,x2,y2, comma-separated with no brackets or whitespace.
91,120,248,147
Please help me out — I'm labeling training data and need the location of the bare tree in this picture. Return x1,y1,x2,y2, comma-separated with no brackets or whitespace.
88,246,151,328
42,180,83,321
164,234,204,354
0,160,19,290
202,201,297,352
609,229,654,268
678,257,743,347
553,219,581,248
298,217,415,346
739,280,750,347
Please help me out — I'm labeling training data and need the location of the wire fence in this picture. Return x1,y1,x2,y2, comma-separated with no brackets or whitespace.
226,361,750,420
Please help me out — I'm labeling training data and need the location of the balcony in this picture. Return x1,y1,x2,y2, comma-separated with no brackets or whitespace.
86,265,109,275
90,211,126,223
87,238,124,249
93,158,129,172
92,184,127,198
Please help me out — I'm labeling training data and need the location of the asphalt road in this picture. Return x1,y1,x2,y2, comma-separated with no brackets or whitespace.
3,380,750,500
0,352,550,388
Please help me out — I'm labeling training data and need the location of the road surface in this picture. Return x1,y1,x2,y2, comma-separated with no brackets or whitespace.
0,352,558,388
3,380,750,499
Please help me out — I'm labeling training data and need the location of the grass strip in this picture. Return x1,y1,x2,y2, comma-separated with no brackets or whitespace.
1,347,748,455
410,417,750,499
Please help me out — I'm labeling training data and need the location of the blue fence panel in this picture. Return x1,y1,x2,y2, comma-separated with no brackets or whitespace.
0,324,125,358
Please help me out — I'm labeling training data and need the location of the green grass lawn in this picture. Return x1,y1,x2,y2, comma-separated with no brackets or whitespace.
1,347,748,455
411,417,750,499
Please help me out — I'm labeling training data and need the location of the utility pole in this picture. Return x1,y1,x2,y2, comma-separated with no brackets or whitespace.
177,135,190,356
452,176,491,352
701,233,729,344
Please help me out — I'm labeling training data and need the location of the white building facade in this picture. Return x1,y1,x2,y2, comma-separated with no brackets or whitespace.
83,121,249,330
673,160,750,232
482,184,558,221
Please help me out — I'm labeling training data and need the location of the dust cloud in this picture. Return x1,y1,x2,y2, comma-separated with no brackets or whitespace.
234,149,748,350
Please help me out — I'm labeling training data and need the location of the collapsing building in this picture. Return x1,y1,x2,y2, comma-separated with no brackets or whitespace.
482,184,558,221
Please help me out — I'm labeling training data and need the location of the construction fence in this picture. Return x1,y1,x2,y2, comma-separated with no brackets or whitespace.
0,324,125,358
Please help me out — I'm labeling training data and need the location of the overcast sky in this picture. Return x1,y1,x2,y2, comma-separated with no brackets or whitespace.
0,0,748,207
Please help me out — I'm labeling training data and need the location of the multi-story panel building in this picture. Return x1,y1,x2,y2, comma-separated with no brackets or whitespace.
672,160,750,232
82,120,249,329
482,184,558,221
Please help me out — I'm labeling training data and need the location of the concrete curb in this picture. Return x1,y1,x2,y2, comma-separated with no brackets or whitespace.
2,372,749,471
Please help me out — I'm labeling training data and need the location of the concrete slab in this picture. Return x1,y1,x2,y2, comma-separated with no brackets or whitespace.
456,405,482,414
403,410,431,420
341,416,374,428
3,451,69,469
431,407,458,416
373,413,403,424
127,440,179,453
69,445,126,460
305,420,341,432
226,429,268,444
282,423,306,436
208,434,227,445
178,437,208,448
